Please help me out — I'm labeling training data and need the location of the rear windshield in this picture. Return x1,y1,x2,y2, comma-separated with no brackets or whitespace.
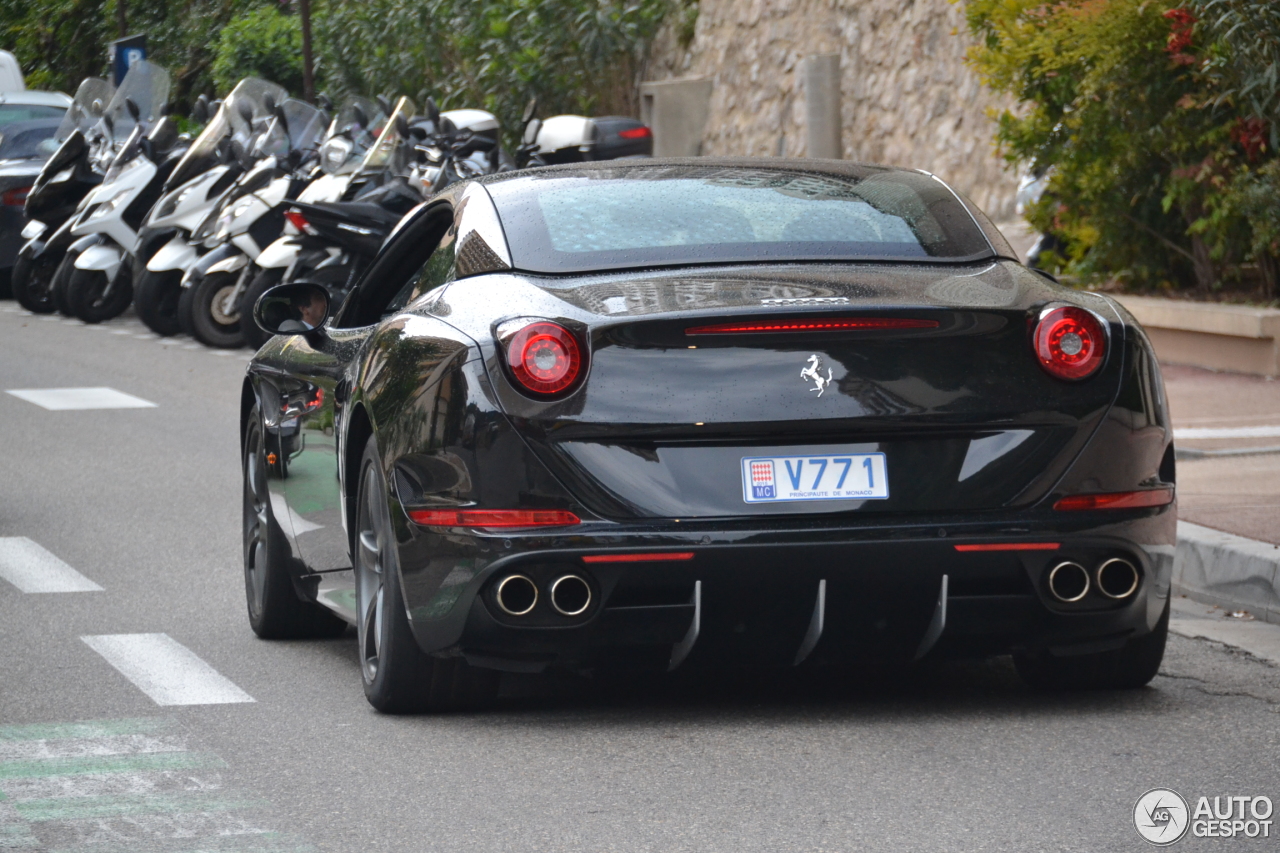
486,166,994,274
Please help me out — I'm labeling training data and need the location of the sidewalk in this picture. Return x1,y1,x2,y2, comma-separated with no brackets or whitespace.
1164,364,1280,545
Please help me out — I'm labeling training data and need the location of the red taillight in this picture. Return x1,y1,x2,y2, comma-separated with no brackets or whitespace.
506,321,583,396
1033,306,1105,380
407,509,581,528
581,552,695,564
1053,488,1174,511
2,186,32,206
953,542,1060,552
686,318,939,335
284,209,314,234
618,126,652,140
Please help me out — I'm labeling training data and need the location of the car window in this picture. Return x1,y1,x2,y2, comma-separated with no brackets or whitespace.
487,165,996,274
333,205,453,328
0,104,65,127
383,222,457,315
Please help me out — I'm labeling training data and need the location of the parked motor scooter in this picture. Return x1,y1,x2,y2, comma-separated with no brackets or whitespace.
11,77,115,313
516,98,652,167
177,94,327,347
133,80,281,335
53,60,178,323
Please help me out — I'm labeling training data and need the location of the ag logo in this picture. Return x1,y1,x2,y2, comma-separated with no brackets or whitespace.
1135,788,1191,845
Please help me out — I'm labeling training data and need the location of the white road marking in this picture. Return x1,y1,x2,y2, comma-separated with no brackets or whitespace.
81,634,254,706
1174,425,1280,440
6,387,157,410
0,538,102,593
111,329,132,335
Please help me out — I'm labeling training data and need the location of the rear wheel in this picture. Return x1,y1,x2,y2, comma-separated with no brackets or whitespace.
243,403,347,639
180,269,245,348
239,268,284,351
355,435,498,713
68,265,133,324
12,254,59,313
134,268,184,336
1014,599,1169,690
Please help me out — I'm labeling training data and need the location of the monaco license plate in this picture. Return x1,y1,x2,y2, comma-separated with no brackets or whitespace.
741,453,889,503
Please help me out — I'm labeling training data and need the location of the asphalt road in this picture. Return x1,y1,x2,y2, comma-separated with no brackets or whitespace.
2,305,1279,853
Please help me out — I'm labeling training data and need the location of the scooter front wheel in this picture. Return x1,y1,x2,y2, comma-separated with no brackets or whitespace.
181,270,245,348
51,251,80,316
134,268,185,336
12,255,59,314
68,266,133,324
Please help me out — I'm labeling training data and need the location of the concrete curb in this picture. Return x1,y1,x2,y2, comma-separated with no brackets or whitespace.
1173,520,1280,624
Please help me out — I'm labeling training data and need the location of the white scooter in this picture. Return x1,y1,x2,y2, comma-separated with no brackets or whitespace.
56,60,174,323
176,95,326,347
133,78,285,335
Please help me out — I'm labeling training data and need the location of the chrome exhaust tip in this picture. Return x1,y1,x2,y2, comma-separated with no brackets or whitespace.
495,574,538,616
549,574,592,617
1048,561,1090,603
1096,558,1139,600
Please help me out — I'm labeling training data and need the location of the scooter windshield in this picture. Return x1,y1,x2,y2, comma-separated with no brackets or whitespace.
317,97,385,175
354,96,416,177
166,77,287,192
251,98,325,160
54,78,115,142
101,60,171,145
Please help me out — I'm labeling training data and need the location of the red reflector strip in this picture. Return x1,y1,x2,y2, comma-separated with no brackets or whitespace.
618,126,652,139
407,509,581,528
685,318,939,335
284,210,311,232
1,186,32,206
1053,488,1175,512
581,552,695,564
954,543,1060,552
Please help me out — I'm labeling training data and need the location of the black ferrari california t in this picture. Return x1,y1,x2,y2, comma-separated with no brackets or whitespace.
242,159,1175,712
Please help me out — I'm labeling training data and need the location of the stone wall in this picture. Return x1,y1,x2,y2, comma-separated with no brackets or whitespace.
646,0,1020,220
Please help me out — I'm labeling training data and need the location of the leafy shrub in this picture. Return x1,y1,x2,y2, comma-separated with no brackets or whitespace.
211,5,304,97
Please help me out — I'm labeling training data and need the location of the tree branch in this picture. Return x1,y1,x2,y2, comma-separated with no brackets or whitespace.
1122,214,1197,263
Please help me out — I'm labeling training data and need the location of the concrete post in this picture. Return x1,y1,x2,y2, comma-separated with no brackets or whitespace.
804,54,841,159
639,77,714,157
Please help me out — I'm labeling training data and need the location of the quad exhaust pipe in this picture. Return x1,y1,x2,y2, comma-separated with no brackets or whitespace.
492,572,594,617
1047,557,1140,602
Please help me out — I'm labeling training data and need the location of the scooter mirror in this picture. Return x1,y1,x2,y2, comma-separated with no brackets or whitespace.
376,95,393,117
160,101,174,117
237,100,254,126
192,95,210,124
262,93,276,115
424,98,440,125
255,283,330,337
317,92,333,112
394,114,410,139
125,98,141,122
521,97,538,126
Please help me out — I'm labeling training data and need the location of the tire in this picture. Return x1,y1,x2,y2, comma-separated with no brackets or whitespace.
354,435,498,713
51,251,79,316
68,265,133,324
243,403,348,640
134,268,185,336
180,269,245,348
1014,599,1169,690
13,254,59,314
239,268,284,351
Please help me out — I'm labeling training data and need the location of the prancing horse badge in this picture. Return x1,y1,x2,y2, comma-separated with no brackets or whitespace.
800,354,833,397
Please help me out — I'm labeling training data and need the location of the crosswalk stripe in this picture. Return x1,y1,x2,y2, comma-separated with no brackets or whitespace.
81,635,254,706
5,387,157,411
0,538,102,593
1174,424,1280,439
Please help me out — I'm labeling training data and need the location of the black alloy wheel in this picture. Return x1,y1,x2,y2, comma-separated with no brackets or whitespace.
51,251,80,316
355,434,498,713
180,269,245,348
133,268,185,336
239,268,284,351
1013,598,1169,690
12,254,59,314
68,266,133,324
243,403,348,639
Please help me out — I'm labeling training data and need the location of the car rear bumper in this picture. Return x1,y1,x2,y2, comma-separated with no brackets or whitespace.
396,508,1176,673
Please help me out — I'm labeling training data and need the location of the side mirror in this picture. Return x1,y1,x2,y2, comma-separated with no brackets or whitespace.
394,113,410,139
192,95,210,124
237,100,255,126
255,283,331,336
125,98,141,122
376,94,393,117
262,93,276,115
317,92,334,112
521,97,538,126
424,97,440,125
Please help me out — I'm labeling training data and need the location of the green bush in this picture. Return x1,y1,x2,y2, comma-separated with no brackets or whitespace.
961,0,1279,297
211,5,304,97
